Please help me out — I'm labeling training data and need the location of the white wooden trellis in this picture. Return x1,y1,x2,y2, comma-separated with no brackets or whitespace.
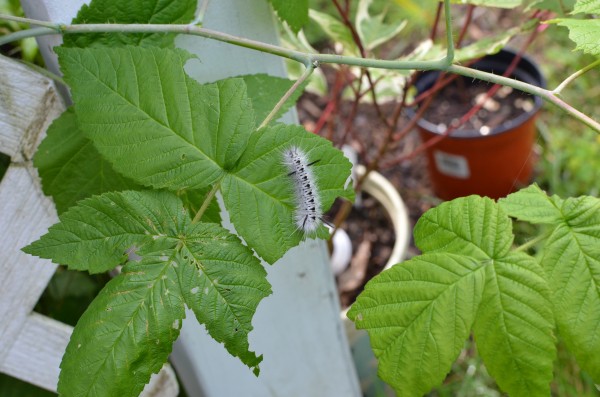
0,54,178,395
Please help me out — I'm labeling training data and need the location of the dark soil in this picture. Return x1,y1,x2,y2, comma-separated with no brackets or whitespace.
421,77,535,136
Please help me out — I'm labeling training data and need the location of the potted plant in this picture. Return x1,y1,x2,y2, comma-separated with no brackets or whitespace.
410,48,546,200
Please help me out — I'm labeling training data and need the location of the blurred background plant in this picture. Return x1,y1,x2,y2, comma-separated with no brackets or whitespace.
0,0,40,63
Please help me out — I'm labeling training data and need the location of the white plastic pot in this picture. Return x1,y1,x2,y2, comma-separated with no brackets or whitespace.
339,165,411,397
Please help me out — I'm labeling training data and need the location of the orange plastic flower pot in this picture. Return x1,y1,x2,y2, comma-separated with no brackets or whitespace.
412,49,545,200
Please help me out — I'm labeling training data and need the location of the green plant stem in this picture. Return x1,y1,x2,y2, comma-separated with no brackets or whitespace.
258,62,316,129
0,26,56,46
447,64,600,133
0,14,57,28
553,58,600,95
514,231,552,252
1,0,599,133
0,0,454,70
192,179,222,224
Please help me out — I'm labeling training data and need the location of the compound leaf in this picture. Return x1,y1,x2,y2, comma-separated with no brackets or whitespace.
63,0,196,49
503,186,600,380
176,223,272,373
58,250,185,397
22,190,188,273
349,196,556,396
267,0,309,33
221,123,354,264
34,107,142,214
57,46,255,190
348,253,486,396
25,190,272,379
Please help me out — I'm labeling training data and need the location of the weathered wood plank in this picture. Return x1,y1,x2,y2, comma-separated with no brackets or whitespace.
0,55,64,160
0,164,59,360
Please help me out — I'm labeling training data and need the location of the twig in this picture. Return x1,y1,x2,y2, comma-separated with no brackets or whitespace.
258,62,316,129
553,59,600,95
192,178,222,224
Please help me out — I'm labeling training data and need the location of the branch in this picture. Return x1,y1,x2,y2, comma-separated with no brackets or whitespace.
258,62,316,129
553,58,600,95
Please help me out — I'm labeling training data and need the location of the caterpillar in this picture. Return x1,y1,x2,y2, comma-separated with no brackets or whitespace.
282,146,322,234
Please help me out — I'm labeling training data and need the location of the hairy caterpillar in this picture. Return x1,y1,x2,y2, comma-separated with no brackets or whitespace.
282,146,322,234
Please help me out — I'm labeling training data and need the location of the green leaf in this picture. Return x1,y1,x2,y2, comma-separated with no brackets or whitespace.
415,196,513,259
23,190,187,273
239,74,305,127
451,0,522,7
348,253,486,396
553,18,600,55
526,0,575,14
34,108,142,214
473,252,556,396
176,223,272,373
498,183,563,224
58,250,185,397
63,0,196,48
349,196,556,396
503,186,600,380
268,0,309,33
222,123,354,264
57,46,255,190
25,190,272,378
573,0,600,14
356,0,407,51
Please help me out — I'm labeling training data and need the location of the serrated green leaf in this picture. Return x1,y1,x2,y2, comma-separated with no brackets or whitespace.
451,0,522,7
573,0,600,14
57,46,255,190
348,253,486,396
349,196,556,395
58,249,185,397
356,0,407,51
499,183,564,224
63,0,196,49
222,124,354,264
268,0,309,33
415,196,513,259
554,18,600,55
175,223,272,372
23,190,187,273
542,196,600,380
34,108,142,214
239,74,305,127
25,190,272,377
473,252,556,396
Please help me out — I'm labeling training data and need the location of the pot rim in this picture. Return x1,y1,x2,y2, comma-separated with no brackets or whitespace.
408,48,546,139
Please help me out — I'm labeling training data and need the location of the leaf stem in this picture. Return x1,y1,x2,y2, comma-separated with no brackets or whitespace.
192,179,222,224
258,62,316,129
514,231,551,253
0,26,56,46
553,58,600,95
